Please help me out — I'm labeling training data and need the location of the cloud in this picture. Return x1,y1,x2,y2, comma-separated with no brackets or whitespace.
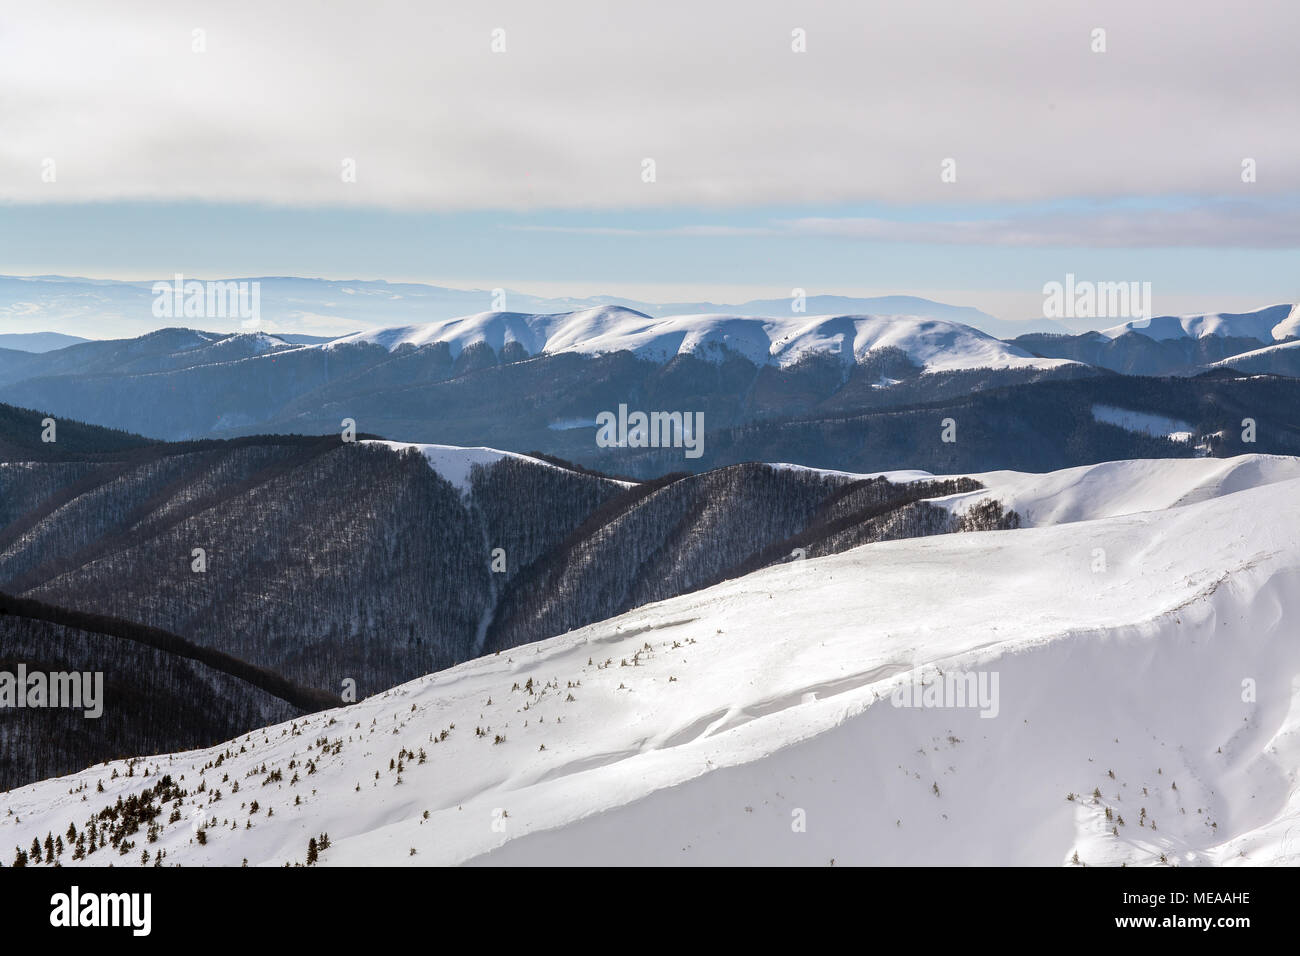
509,224,775,237
510,201,1300,248
2,0,1297,210
782,204,1300,248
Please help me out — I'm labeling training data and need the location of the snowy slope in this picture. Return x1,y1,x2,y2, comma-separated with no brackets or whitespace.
360,440,585,494
1101,303,1297,343
936,454,1300,527
1208,337,1300,367
330,308,1075,373
771,455,1300,528
1090,404,1194,443
2,456,1297,867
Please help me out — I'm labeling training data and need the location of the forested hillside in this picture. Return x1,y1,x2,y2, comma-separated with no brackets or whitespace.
0,411,1034,788
1,438,620,694
0,610,301,791
2,432,1015,694
482,466,1015,651
583,373,1300,477
0,401,149,460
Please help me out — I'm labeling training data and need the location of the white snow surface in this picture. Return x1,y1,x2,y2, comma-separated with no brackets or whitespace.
765,461,937,484
329,307,1075,373
1101,303,1298,342
1209,337,1300,367
769,455,1300,528
937,454,1300,527
360,440,574,494
3,456,1299,866
1090,404,1195,442
245,331,291,353
361,440,636,493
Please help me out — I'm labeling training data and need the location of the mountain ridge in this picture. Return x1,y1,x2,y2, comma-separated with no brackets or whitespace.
331,308,1076,372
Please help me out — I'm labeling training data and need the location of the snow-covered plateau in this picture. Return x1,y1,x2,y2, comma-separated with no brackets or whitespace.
3,455,1298,867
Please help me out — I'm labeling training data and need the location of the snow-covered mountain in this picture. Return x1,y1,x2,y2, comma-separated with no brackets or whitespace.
675,294,1067,340
331,307,1075,373
1101,303,1299,343
4,455,1297,867
786,454,1300,528
1209,338,1300,378
359,440,631,494
937,455,1300,526
15,317,1298,472
1011,305,1300,376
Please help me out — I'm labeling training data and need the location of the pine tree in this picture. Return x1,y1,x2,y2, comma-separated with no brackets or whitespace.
306,836,318,865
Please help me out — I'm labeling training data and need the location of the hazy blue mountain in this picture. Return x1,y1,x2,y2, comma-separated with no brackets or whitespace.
0,331,89,352
0,273,1049,339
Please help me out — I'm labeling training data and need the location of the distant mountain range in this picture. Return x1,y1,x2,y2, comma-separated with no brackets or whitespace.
0,274,1065,340
0,331,89,352
0,301,1297,470
329,306,1074,372
0,311,1094,450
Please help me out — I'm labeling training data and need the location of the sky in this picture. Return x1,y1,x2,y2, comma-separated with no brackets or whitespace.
1,0,1297,335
